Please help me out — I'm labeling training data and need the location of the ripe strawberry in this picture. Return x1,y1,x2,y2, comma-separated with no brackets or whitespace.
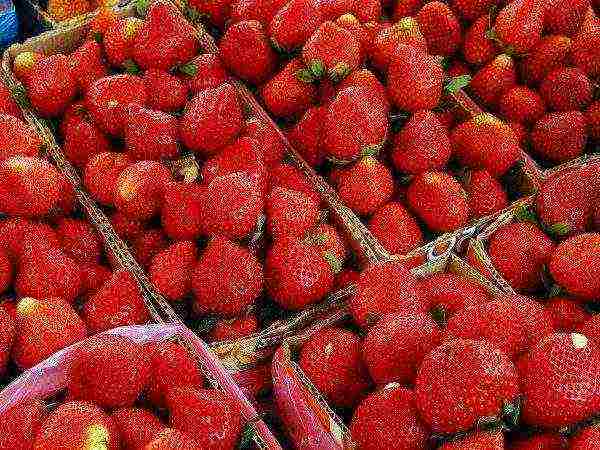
585,100,600,140
70,39,108,91
149,241,197,302
241,117,286,169
499,86,546,125
192,237,263,316
86,74,147,136
510,433,568,450
143,69,188,113
451,113,522,177
407,171,470,233
465,169,509,218
392,110,451,175
349,260,425,328
145,429,202,450
571,425,600,449
103,17,143,68
0,306,13,375
12,297,86,369
287,106,326,167
370,17,427,72
269,163,321,205
56,218,101,265
84,152,131,206
546,297,590,331
268,0,321,51
440,432,504,450
350,385,429,450
167,387,243,448
550,233,600,300
61,103,111,168
540,67,592,112
146,340,204,407
544,0,590,36
334,268,360,289
0,399,47,450
220,20,277,85
112,408,165,450
161,182,206,241
299,327,371,408
260,58,317,118
131,229,169,269
416,1,462,56
79,262,111,295
368,202,423,255
470,54,517,108
266,187,320,239
0,80,22,119
494,0,544,54
208,314,258,342
415,338,519,433
0,114,42,160
505,294,555,351
531,111,586,163
520,35,572,85
393,0,423,19
387,44,443,112
69,334,149,409
323,87,387,161
33,401,120,450
337,68,390,114
178,53,228,95
462,16,497,65
180,83,242,156
82,270,150,333
0,217,34,260
12,51,43,87
27,54,76,117
305,223,347,262
334,13,369,60
570,19,600,78
522,333,600,427
125,105,179,161
0,249,12,295
450,0,500,21
230,0,288,24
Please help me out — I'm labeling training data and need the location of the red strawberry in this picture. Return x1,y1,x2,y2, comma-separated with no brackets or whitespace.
145,429,202,450
0,249,12,295
143,69,188,113
337,68,390,114
522,333,600,427
350,385,429,450
265,237,336,310
337,157,393,216
504,294,555,351
571,425,600,449
0,114,42,160
510,433,568,450
415,338,519,433
0,80,22,119
465,169,509,218
268,0,321,51
540,67,592,112
334,13,370,61
70,39,108,91
393,0,423,19
69,334,150,409
549,233,600,300
178,53,228,95
12,51,43,87
571,19,600,78
149,241,197,302
287,106,326,167
260,58,317,118
241,117,286,169
306,223,347,262
28,54,76,117
494,0,544,54
531,111,586,163
585,100,600,140
266,187,320,240
112,408,165,450
440,432,504,450
219,20,277,85
299,327,371,408
323,87,387,161
407,171,470,233
12,297,86,369
269,163,321,205
103,17,143,67
82,270,150,333
192,237,263,316
0,399,47,450
334,267,360,289
0,306,13,375
544,0,590,36
131,229,169,269
61,103,111,168
370,17,427,72
230,0,288,24
470,54,517,108
84,152,131,206
125,105,179,161
86,74,147,136
462,16,497,65
546,297,590,331
349,260,425,328
392,110,451,175
416,1,462,56
520,35,572,85
450,0,500,21
180,83,242,156
56,217,101,265
79,262,111,295
208,314,258,342
499,86,546,124
161,182,206,241
368,202,424,255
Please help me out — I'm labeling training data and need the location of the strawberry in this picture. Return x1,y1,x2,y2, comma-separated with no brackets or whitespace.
540,67,592,112
0,217,34,260
86,74,147,136
488,222,555,292
70,39,108,92
146,340,204,407
462,16,497,65
465,169,509,218
268,0,322,51
323,87,387,161
550,233,600,300
161,182,206,241
415,338,519,433
69,334,150,409
450,0,500,21
520,35,572,85
571,19,600,78
0,249,12,295
103,17,143,68
12,51,43,87
149,241,197,302
337,157,393,216
241,117,286,169
440,432,504,450
337,68,390,114
125,105,179,161
451,113,522,177
178,53,228,95
260,58,317,118
299,327,371,408
287,106,326,167
571,425,600,449
112,408,166,450
363,313,441,385
368,202,423,256
522,333,600,427
27,54,76,117
180,83,242,156
499,86,546,125
0,306,13,375
208,314,259,342
334,268,360,289
82,270,150,333
79,262,111,295
219,20,277,85
494,0,544,54
306,223,347,262
349,260,425,328
61,104,111,168
585,100,600,140
0,80,22,119
84,152,131,206
145,429,202,450
334,13,369,61
370,17,427,72
407,171,470,233
192,237,263,316
416,1,462,56
387,44,443,112
546,297,590,331
504,294,555,351
33,401,120,450
143,69,188,113
266,186,320,239
0,399,47,450
530,111,586,163
350,385,429,450
510,433,568,450
544,0,590,36
12,297,86,369
470,54,517,108
392,110,451,175
265,237,335,310
131,229,169,269
269,163,321,205
393,0,423,19
318,0,354,20
230,0,288,24
0,114,42,160
56,218,101,265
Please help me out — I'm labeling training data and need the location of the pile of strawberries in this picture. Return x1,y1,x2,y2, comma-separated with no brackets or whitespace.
0,334,244,449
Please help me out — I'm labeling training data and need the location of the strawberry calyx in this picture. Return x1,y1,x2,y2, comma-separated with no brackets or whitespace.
307,60,325,79
548,222,572,237
328,62,351,84
296,68,317,84
430,305,447,327
178,62,198,77
445,75,472,94
323,250,342,275
122,59,141,75
361,140,385,158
